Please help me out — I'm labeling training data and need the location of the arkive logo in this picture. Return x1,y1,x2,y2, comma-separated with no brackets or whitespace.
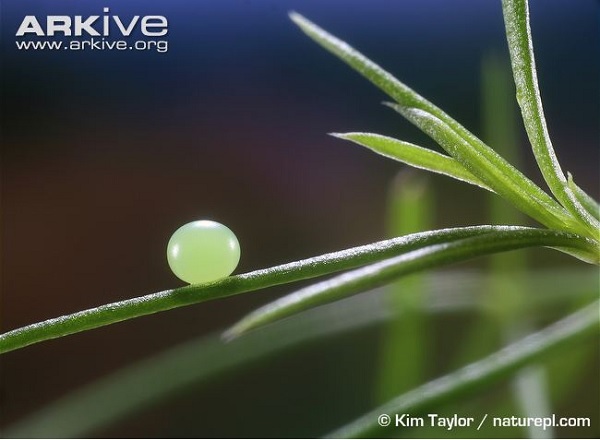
16,7,168,37
14,7,169,53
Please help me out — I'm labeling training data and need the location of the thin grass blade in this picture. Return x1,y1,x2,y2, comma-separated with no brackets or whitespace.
332,132,491,191
326,301,599,438
388,105,580,232
226,228,595,338
3,292,399,438
0,226,514,355
502,0,600,236
6,267,596,438
481,54,553,438
289,12,579,234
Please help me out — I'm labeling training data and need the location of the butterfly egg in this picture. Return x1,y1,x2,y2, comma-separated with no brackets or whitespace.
167,220,240,284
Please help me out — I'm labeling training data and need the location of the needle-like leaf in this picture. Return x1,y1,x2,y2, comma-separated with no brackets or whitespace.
226,228,596,338
502,0,600,237
387,104,582,232
0,226,512,355
326,300,599,438
331,132,491,191
289,12,582,235
8,267,596,438
3,292,399,438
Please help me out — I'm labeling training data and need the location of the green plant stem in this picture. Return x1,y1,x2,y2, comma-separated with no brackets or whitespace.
289,12,581,235
388,104,584,236
326,300,599,438
5,268,596,438
2,291,397,438
0,226,514,355
501,0,600,237
227,228,595,337
483,52,552,439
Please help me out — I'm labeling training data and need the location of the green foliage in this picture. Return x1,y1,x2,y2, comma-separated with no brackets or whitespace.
501,0,599,237
6,270,597,437
328,302,599,438
225,228,593,338
0,225,534,354
331,133,491,191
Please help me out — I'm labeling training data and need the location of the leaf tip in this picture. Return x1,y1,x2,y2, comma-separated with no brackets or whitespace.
222,316,258,341
329,132,350,140
288,11,308,28
382,101,416,118
221,326,242,343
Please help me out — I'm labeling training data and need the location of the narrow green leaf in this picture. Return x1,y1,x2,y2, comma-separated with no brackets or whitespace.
568,174,600,221
482,53,553,439
453,54,526,370
289,12,579,234
6,268,595,438
332,132,491,191
226,228,596,338
3,292,398,438
326,301,599,438
387,105,583,234
502,0,600,237
0,226,510,355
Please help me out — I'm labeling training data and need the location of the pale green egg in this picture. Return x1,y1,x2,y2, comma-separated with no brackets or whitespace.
167,220,240,284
